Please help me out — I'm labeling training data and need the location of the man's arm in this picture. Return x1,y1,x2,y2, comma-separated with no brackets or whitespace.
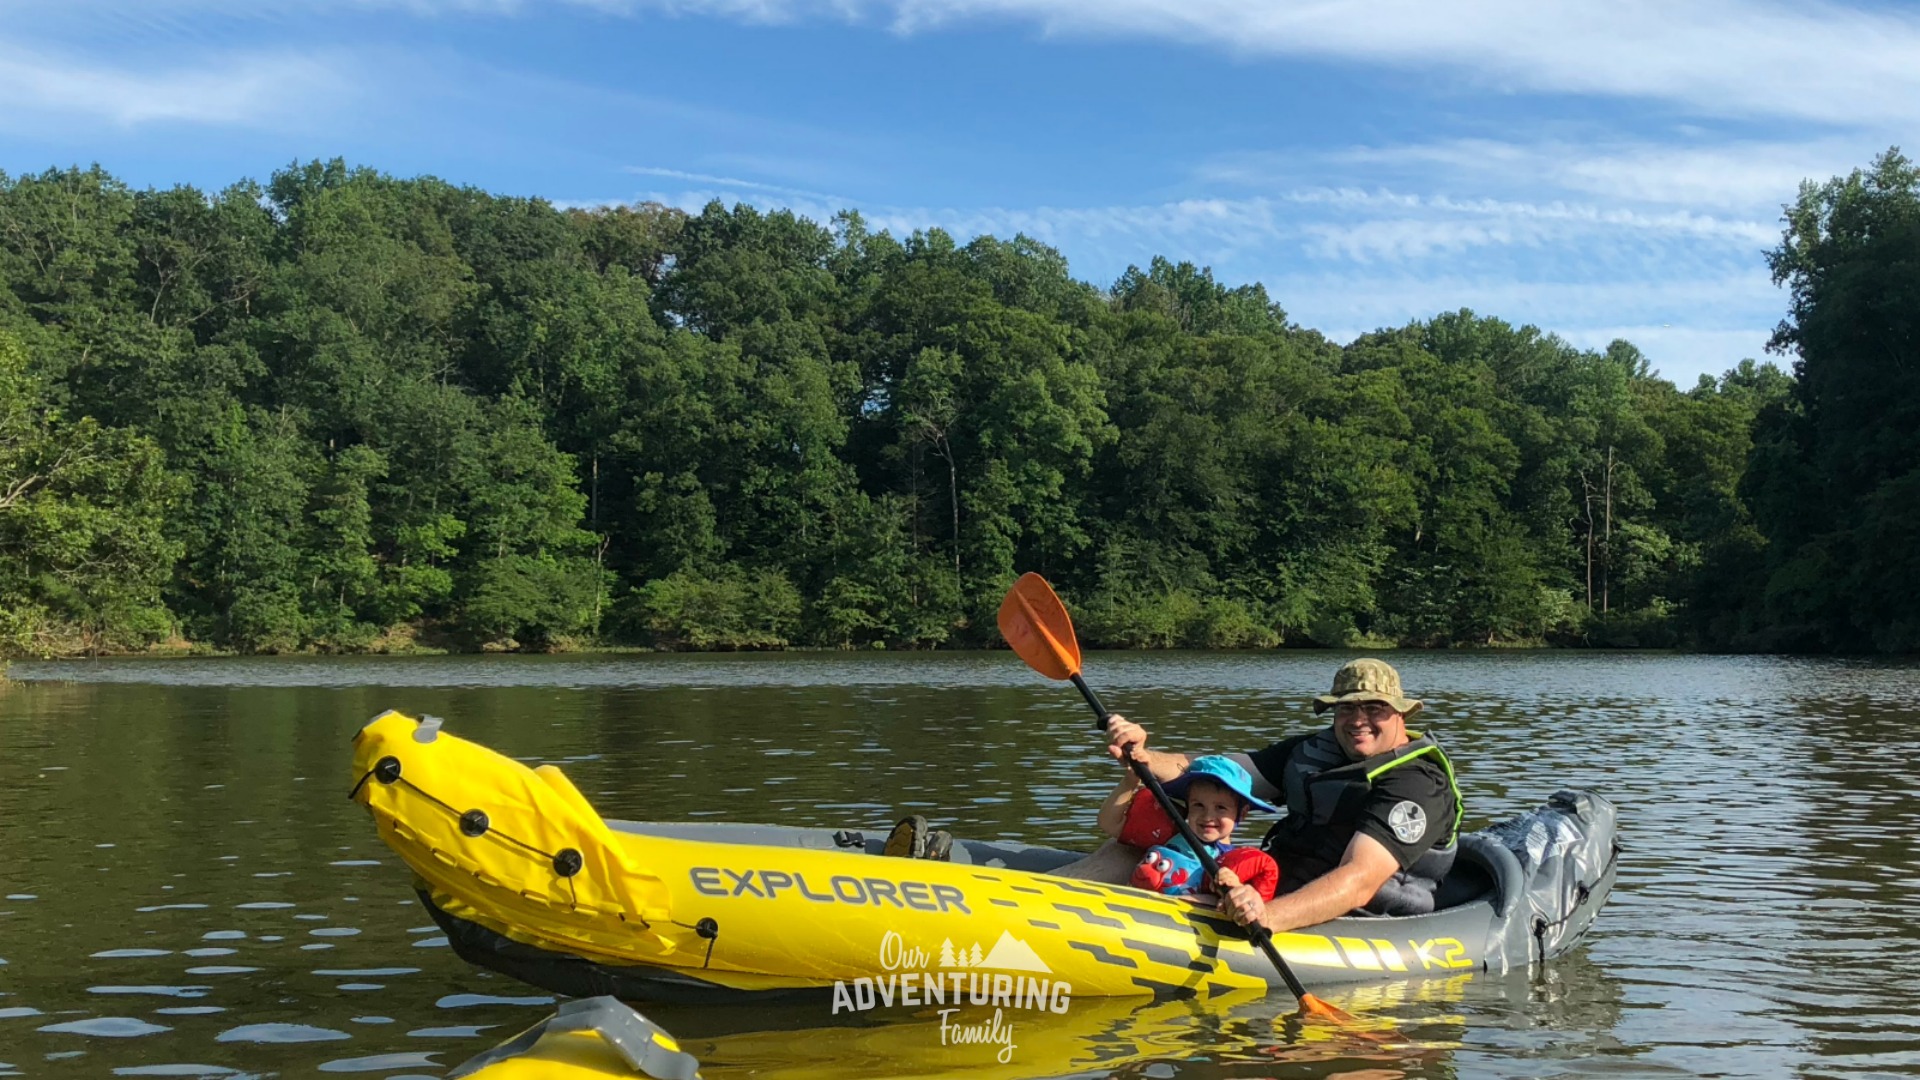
1101,715,1191,783
1219,832,1400,934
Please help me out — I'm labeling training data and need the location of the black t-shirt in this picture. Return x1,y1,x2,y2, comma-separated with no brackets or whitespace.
1246,734,1456,882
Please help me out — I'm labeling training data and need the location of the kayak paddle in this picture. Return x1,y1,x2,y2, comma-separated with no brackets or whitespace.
996,571,1364,1027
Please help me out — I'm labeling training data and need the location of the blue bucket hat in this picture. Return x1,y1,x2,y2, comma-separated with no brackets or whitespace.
1163,755,1279,814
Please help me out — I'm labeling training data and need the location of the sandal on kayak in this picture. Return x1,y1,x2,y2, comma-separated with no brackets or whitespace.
923,828,953,861
883,815,929,858
883,815,952,860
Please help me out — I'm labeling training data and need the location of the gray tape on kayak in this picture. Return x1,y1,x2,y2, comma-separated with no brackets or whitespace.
447,995,701,1079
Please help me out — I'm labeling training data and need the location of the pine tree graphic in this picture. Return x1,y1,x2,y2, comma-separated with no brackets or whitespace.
969,943,985,967
939,939,956,967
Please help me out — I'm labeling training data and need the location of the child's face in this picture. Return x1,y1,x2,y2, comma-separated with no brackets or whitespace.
1184,778,1243,844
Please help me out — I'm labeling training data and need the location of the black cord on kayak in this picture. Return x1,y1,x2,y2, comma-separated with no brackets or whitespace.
353,765,597,903
695,917,719,967
346,766,378,803
666,917,721,967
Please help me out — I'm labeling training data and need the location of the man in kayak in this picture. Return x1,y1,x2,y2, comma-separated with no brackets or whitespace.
1056,658,1461,933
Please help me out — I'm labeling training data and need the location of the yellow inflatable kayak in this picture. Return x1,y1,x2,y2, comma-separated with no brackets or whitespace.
350,711,1616,1003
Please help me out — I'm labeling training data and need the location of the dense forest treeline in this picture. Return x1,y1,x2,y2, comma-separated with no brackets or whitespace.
0,151,1914,656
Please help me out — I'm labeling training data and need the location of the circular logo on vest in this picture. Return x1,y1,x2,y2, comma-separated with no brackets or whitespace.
1388,800,1427,844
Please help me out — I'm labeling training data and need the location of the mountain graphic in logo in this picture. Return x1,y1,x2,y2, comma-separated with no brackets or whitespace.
938,931,1052,973
980,931,1051,973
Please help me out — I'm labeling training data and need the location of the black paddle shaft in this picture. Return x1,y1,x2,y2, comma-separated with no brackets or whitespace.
1069,673,1313,1002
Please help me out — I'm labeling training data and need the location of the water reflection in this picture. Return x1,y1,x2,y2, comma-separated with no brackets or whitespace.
2,652,1918,1076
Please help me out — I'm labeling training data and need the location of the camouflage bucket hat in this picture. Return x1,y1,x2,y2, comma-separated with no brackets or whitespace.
1311,658,1422,717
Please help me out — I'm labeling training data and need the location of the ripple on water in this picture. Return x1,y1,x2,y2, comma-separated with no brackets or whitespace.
314,968,419,978
200,931,245,941
435,994,552,1009
154,1007,226,1017
113,1066,242,1077
88,986,212,999
309,927,360,937
215,1022,351,1043
0,1007,42,1019
136,904,208,913
90,949,172,959
408,1025,494,1038
184,967,259,976
39,1017,172,1037
318,1052,443,1073
182,948,236,958
234,902,294,910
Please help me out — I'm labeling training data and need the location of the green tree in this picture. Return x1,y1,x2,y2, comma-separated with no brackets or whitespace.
454,397,606,647
0,329,181,653
1749,149,1920,650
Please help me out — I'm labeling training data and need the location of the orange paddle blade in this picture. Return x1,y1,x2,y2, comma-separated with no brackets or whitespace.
996,572,1082,681
1298,993,1360,1024
1299,993,1391,1039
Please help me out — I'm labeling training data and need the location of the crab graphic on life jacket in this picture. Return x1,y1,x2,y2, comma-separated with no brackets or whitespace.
1131,842,1205,895
1131,841,1282,899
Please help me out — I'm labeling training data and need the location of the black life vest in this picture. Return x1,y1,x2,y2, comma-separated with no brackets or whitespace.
1259,728,1462,915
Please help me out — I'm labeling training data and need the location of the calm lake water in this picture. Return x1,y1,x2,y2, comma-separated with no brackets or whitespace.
2,651,1917,1079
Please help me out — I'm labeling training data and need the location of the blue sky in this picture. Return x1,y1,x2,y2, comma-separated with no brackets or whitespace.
4,1,1917,387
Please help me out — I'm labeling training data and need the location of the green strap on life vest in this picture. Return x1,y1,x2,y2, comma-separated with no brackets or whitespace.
1362,735,1464,845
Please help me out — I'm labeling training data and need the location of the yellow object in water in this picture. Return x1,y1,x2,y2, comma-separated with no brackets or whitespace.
349,711,1616,1004
451,996,702,1078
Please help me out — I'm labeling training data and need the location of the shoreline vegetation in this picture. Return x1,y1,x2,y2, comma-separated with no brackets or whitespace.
2,152,1915,659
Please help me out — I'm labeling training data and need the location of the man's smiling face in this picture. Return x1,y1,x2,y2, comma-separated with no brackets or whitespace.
1332,700,1406,759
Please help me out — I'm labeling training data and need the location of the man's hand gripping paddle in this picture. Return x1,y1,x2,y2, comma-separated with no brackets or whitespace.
996,572,1363,1027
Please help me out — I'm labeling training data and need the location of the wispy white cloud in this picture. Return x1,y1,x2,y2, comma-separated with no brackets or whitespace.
636,0,1920,127
1272,271,1777,332
623,165,848,202
621,178,1774,270
1263,137,1894,212
0,42,351,129
17,1,1920,128
1287,188,1775,255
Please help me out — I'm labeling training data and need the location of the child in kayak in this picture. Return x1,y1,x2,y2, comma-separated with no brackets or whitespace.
1098,753,1281,901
